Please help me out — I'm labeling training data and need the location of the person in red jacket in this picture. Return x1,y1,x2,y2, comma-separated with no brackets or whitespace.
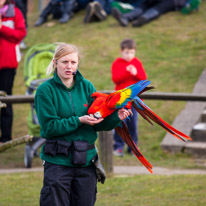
0,0,26,143
111,38,147,156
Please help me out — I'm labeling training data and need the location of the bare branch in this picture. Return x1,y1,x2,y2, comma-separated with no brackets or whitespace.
0,91,7,96
0,135,33,153
0,102,7,109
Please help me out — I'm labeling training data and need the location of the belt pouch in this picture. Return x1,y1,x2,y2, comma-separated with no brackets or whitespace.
72,140,88,166
44,140,57,156
56,140,72,156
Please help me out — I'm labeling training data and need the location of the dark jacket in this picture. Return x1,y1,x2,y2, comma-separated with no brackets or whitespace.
174,0,187,8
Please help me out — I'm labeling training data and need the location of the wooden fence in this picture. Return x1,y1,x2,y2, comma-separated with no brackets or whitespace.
1,92,206,104
1,92,206,174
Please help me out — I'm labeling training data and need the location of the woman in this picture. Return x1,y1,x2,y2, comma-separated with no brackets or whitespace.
0,0,26,143
35,42,131,206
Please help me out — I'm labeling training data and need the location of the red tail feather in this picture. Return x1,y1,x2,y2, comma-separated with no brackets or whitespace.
134,100,192,141
115,122,153,173
133,103,153,125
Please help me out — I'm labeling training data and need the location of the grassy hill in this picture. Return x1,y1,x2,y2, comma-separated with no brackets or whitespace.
0,1,206,169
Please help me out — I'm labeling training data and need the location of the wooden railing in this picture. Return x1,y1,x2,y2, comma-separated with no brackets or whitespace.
1,92,206,104
1,92,206,174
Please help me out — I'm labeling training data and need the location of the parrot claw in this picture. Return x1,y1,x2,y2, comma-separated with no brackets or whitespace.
128,109,133,117
94,112,102,119
126,109,133,120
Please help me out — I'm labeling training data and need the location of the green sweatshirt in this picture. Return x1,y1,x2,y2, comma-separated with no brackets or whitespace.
35,71,121,167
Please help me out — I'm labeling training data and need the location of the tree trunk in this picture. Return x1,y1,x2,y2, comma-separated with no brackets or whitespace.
98,131,113,175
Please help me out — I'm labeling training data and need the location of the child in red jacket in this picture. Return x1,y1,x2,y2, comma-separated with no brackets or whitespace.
111,38,147,156
0,0,26,143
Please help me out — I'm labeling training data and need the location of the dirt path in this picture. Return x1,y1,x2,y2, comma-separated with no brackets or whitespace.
114,166,206,175
0,166,206,175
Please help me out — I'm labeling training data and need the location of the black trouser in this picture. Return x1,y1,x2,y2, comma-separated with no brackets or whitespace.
40,162,97,206
139,0,176,13
40,0,75,20
40,0,62,19
0,69,16,143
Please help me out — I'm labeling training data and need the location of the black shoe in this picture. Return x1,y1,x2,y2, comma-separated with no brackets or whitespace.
93,2,107,21
132,16,147,27
84,2,95,23
132,9,159,27
34,17,47,27
59,14,70,23
112,8,128,27
127,150,134,156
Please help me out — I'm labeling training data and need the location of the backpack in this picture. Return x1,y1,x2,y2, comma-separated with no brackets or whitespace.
181,0,202,14
111,1,135,14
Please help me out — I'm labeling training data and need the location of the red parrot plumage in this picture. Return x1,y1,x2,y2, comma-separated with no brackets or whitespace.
88,80,192,173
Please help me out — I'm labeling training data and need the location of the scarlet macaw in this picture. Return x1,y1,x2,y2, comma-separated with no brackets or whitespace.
88,80,192,173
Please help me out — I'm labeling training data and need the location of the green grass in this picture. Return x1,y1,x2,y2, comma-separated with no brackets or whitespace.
97,175,206,206
0,3,206,205
0,172,205,206
0,1,206,169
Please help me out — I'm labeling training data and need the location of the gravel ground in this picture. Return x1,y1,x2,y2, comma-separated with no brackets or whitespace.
0,166,206,175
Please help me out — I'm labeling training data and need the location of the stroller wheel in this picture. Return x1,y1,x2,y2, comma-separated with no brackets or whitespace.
24,145,34,168
34,150,39,157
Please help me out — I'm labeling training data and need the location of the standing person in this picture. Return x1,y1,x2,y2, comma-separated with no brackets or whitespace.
13,0,28,49
0,0,27,143
111,38,147,157
35,42,131,206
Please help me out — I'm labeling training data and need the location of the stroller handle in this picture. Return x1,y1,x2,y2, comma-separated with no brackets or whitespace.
27,78,52,95
30,78,51,87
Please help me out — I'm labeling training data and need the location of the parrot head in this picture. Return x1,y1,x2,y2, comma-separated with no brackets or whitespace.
88,92,116,119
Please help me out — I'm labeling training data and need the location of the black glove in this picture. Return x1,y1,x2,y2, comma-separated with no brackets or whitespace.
92,154,106,184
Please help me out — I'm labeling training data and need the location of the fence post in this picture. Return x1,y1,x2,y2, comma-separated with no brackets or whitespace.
0,91,7,128
38,0,50,11
98,130,113,175
38,0,43,11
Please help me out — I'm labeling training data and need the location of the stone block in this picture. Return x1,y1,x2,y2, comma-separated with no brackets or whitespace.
191,123,206,142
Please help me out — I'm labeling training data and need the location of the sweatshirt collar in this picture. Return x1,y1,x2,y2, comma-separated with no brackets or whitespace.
118,57,135,63
53,70,83,90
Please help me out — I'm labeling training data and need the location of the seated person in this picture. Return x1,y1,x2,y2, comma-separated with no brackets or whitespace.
35,0,77,26
112,0,188,27
84,0,109,23
83,0,144,23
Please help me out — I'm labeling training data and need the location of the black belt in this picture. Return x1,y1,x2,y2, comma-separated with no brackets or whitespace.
45,140,95,150
88,144,95,150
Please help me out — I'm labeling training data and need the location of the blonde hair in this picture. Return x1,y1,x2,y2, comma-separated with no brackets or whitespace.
46,42,80,76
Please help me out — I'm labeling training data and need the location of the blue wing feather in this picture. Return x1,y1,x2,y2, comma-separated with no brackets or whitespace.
114,80,151,109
